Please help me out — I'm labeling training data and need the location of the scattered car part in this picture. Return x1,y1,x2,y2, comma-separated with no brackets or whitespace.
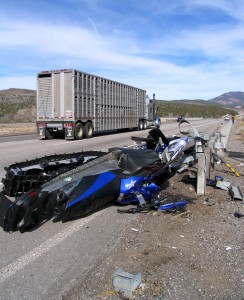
216,180,231,191
215,175,224,181
117,199,189,214
234,212,244,218
112,267,141,298
229,186,244,201
206,179,217,187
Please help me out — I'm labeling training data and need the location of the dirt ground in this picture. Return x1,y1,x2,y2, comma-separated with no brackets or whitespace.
1,121,243,299
62,121,244,300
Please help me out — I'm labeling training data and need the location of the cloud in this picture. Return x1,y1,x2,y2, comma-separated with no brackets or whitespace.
0,0,244,99
0,16,187,73
186,0,244,21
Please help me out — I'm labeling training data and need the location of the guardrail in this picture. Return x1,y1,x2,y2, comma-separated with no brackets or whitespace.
197,120,232,195
160,117,204,123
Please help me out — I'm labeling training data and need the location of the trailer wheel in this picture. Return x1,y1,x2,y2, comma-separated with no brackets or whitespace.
84,122,94,138
74,123,84,140
143,120,147,130
45,129,54,140
138,120,143,131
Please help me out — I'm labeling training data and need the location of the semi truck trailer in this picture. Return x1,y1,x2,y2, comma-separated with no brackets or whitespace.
36,69,160,140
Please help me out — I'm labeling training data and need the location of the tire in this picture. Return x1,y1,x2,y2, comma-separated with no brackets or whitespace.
45,129,54,140
74,123,84,140
138,120,143,131
143,120,147,130
84,122,94,138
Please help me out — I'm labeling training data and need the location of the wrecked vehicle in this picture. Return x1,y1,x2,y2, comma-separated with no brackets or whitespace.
2,151,107,197
0,128,189,232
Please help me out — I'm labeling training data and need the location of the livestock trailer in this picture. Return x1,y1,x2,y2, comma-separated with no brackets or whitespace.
36,69,157,140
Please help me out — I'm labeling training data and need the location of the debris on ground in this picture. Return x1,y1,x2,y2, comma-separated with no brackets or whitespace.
1,119,243,299
61,120,244,300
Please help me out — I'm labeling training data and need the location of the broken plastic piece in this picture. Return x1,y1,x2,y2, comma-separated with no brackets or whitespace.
206,179,216,187
215,175,223,181
234,212,244,218
158,200,188,211
177,165,188,173
112,267,141,298
229,186,244,201
216,180,231,191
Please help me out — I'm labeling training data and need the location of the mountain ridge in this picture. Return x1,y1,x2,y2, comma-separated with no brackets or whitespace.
209,91,244,107
0,88,243,108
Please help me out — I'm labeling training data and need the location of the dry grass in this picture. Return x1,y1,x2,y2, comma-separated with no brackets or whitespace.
236,119,244,141
0,123,36,136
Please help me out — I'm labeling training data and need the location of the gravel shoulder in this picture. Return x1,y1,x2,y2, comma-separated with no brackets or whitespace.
63,122,244,300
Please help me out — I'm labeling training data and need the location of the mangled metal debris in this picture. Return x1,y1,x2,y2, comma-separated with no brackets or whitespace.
117,199,189,214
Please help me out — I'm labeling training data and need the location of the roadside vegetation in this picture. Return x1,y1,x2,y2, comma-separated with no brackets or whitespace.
0,90,239,123
236,119,244,141
156,100,237,118
0,102,36,122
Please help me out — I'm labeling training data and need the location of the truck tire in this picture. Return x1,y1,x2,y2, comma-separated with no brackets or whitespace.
138,120,143,131
84,122,94,138
143,120,147,130
74,123,84,140
45,129,54,140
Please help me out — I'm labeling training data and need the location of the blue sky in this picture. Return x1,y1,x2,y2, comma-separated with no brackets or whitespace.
0,0,243,100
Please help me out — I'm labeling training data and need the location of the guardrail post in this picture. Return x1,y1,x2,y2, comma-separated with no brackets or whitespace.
198,120,232,195
197,153,206,195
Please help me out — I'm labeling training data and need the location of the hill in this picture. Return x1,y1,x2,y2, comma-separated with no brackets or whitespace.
0,88,36,104
155,100,237,118
209,91,244,108
158,92,244,109
0,89,36,122
155,91,243,117
0,88,242,122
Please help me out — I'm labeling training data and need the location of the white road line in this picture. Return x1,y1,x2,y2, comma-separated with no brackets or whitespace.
53,142,71,146
0,211,102,284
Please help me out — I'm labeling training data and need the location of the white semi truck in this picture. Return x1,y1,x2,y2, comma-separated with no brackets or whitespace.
36,69,160,140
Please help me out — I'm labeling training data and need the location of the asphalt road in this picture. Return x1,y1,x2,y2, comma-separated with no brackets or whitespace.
0,119,223,300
